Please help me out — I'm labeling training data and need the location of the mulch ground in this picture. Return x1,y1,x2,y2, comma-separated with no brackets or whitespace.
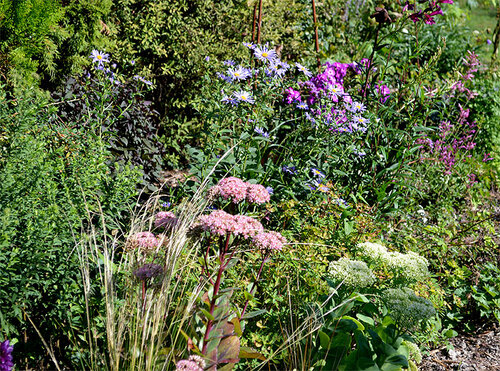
420,324,500,370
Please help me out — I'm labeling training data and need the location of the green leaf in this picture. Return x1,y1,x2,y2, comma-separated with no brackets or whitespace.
356,313,375,326
342,316,365,331
200,309,215,321
241,309,266,320
318,330,331,349
239,346,266,360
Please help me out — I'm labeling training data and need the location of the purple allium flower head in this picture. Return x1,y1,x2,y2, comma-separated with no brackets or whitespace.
295,62,312,77
253,45,277,63
254,127,269,138
133,263,163,280
227,65,252,81
0,340,14,371
253,231,287,252
233,90,255,104
90,50,109,65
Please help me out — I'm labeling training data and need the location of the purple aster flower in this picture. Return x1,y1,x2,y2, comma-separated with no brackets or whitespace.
205,56,210,61
221,95,238,106
223,60,236,66
254,127,270,138
353,149,366,157
216,72,233,83
282,165,297,175
90,50,109,65
254,45,277,63
305,112,316,125
487,39,492,45
162,201,172,208
317,184,330,193
243,42,255,49
233,90,255,104
266,186,274,195
227,65,252,81
0,340,14,371
267,62,286,78
311,168,326,179
350,101,366,113
295,63,312,77
297,102,308,110
134,75,153,86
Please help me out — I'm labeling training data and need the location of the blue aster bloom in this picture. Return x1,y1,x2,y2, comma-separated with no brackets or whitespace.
297,102,308,110
227,65,252,81
233,90,255,104
223,60,236,66
311,168,326,179
222,95,239,106
90,49,109,65
295,62,312,77
266,186,274,195
254,45,278,63
254,127,270,138
351,101,366,113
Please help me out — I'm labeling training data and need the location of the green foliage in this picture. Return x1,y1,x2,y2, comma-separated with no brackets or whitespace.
0,86,140,367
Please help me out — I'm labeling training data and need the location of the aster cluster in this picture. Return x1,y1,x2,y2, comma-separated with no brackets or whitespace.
284,62,375,134
403,0,453,25
328,257,376,289
208,177,271,205
176,355,205,371
308,168,331,193
382,288,436,330
0,340,13,371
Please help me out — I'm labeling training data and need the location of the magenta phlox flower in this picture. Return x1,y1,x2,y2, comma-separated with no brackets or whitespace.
284,87,301,104
253,231,287,252
0,340,14,371
233,215,264,239
155,211,178,228
246,183,271,204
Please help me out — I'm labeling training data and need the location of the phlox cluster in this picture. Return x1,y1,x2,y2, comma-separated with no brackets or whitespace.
328,257,376,288
208,177,270,204
0,340,14,371
403,0,453,25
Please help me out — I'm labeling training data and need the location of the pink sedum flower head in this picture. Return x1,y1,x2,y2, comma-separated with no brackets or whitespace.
198,210,237,236
246,183,271,204
176,358,203,371
253,231,287,252
154,211,178,228
233,215,264,239
135,232,159,248
210,176,248,203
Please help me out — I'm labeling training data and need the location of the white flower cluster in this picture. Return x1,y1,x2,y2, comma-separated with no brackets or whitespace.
357,242,388,262
383,288,436,330
328,258,376,289
402,340,422,364
356,242,429,283
385,251,429,283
